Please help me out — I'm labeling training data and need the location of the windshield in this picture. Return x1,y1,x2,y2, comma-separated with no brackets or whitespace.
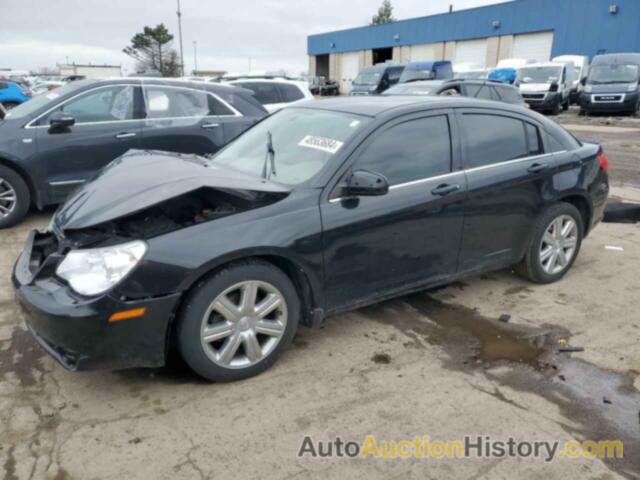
353,71,381,86
399,68,435,83
384,83,440,95
211,108,369,185
588,64,639,85
5,80,91,119
518,67,562,84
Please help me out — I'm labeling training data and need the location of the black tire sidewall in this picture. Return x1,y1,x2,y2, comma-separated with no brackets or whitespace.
525,204,584,283
177,261,300,382
0,165,30,229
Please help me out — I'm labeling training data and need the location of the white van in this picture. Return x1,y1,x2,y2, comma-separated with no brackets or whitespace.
553,55,590,103
517,62,574,115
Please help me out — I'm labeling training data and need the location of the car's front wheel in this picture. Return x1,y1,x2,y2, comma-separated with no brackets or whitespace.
515,203,583,284
177,261,300,382
0,165,30,229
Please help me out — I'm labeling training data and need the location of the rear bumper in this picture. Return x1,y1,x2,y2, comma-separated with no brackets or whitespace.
12,231,182,371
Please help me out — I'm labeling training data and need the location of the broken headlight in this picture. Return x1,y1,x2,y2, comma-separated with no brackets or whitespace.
56,241,147,296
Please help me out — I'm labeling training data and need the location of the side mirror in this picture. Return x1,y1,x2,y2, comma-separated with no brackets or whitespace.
344,169,389,197
49,112,75,130
580,77,587,86
549,81,559,92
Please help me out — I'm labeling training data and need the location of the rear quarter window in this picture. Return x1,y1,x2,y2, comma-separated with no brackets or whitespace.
235,82,281,105
277,84,305,102
496,86,523,103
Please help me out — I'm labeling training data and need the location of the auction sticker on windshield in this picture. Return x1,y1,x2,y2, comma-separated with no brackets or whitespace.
298,135,344,154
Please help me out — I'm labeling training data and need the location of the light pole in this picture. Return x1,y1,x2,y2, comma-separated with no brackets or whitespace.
176,0,185,76
193,40,198,74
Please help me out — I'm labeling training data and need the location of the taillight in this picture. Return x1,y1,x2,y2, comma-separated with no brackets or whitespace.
47,85,57,91
597,150,609,173
22,90,32,97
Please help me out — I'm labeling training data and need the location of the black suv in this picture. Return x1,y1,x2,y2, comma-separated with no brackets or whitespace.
384,78,528,107
0,78,267,228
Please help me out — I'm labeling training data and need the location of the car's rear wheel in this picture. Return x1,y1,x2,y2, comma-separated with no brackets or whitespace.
0,165,30,229
2,102,20,110
515,203,583,284
177,261,299,382
634,100,640,118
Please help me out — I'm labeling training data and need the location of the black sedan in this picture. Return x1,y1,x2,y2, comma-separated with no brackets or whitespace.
13,96,609,382
0,78,267,228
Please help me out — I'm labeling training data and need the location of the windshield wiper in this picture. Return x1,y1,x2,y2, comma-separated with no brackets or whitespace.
261,131,276,180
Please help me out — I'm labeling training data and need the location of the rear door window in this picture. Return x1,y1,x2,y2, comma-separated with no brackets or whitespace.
144,86,210,118
355,115,452,185
461,114,531,169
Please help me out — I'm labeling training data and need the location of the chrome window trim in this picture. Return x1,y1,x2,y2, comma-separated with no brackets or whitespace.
49,179,85,186
591,93,626,104
464,152,559,174
328,151,564,204
25,83,242,129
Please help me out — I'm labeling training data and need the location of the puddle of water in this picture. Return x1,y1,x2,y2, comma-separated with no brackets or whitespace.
363,293,640,479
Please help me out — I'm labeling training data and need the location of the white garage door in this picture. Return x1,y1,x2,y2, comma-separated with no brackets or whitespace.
513,31,554,63
455,39,487,67
339,52,360,95
410,44,439,61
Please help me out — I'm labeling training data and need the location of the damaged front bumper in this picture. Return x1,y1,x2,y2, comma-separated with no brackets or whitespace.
12,230,182,371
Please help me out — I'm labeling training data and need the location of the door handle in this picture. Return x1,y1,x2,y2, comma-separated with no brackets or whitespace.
201,123,220,129
527,163,548,173
431,183,461,196
115,132,136,139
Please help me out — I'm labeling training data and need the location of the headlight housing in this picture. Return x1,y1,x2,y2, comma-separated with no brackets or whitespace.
56,241,147,296
627,82,638,92
584,85,592,93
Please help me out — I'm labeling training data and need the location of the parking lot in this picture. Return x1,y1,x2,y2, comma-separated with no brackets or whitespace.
1,116,639,479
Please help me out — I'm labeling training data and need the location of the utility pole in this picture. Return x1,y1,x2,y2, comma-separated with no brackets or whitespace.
193,40,198,74
176,0,185,76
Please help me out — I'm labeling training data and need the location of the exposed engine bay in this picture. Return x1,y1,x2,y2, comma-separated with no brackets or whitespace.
62,187,288,246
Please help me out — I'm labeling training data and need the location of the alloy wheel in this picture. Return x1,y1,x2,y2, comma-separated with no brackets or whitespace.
538,215,578,275
200,280,288,369
0,178,17,219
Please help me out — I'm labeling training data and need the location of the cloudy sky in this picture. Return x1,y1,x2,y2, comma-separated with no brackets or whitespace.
1,0,509,75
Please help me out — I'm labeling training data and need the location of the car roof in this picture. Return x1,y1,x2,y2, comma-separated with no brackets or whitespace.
294,95,524,117
77,77,245,93
226,78,304,85
592,53,640,65
520,62,564,69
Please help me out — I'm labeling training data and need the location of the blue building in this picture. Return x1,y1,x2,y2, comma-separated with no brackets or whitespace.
307,0,640,93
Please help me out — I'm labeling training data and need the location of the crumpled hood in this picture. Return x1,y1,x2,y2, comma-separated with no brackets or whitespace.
586,83,633,94
520,83,552,93
54,149,289,231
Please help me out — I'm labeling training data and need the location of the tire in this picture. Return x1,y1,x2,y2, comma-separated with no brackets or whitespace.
0,165,30,229
1,102,20,110
514,203,584,284
551,99,561,116
177,260,300,382
562,98,570,111
634,100,640,118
